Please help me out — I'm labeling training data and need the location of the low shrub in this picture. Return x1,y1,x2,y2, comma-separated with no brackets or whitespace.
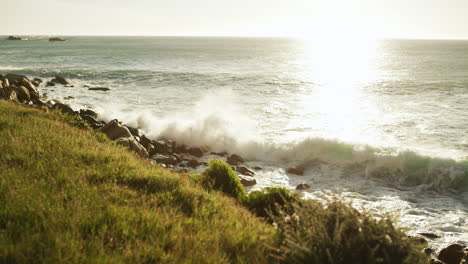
271,199,428,264
201,160,246,201
244,187,298,219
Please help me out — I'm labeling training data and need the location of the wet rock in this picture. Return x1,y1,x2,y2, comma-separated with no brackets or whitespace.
253,166,262,170
51,102,75,115
7,36,22,40
438,244,465,264
46,82,56,87
236,166,255,176
226,154,244,166
210,151,228,156
418,233,441,239
239,176,256,186
0,76,9,88
115,137,148,158
424,247,435,257
81,115,103,129
33,78,43,84
187,159,201,168
151,154,179,166
51,76,73,86
153,140,174,155
49,37,66,41
12,85,31,102
296,183,311,190
286,165,305,176
6,73,27,83
88,87,110,91
64,96,74,100
174,144,188,154
100,120,133,140
188,147,204,158
79,109,98,119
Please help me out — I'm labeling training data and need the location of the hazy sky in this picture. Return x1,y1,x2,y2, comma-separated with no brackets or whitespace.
2,0,468,39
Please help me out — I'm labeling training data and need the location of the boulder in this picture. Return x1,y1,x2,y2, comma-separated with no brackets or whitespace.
18,78,39,100
79,109,98,119
49,37,66,42
6,73,27,83
46,82,56,87
88,87,110,91
100,120,133,140
188,147,204,158
253,166,262,170
153,140,174,154
51,76,73,86
81,115,103,129
236,166,255,176
151,154,179,166
438,244,465,264
296,183,311,190
52,102,74,115
174,144,188,154
33,78,43,84
7,36,22,40
12,85,31,102
226,154,244,166
187,159,201,168
115,137,149,158
5,90,19,102
286,165,305,176
0,76,9,88
211,151,228,156
418,233,441,239
239,176,256,186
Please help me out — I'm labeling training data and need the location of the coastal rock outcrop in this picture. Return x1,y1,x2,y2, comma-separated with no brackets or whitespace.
7,36,22,40
296,183,311,190
188,147,204,158
51,76,74,86
236,166,255,176
286,165,305,176
226,154,244,166
49,37,66,42
239,176,256,186
115,137,148,158
437,244,465,264
51,102,75,115
100,120,133,140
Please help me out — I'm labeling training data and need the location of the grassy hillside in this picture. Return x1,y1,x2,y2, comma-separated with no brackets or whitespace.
0,100,274,263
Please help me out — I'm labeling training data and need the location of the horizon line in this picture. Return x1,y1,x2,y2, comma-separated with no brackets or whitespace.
2,34,468,41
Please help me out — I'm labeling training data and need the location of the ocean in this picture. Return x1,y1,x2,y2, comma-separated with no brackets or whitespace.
1,36,467,249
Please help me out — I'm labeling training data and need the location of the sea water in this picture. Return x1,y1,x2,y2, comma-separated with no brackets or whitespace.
1,36,467,249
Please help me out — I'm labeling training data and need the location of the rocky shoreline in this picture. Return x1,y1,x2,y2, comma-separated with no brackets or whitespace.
0,73,467,264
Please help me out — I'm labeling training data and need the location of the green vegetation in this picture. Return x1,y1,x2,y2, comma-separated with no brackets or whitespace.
0,101,273,263
201,160,246,201
0,100,429,264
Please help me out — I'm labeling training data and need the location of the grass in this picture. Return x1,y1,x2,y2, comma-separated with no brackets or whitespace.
0,100,429,264
0,101,274,263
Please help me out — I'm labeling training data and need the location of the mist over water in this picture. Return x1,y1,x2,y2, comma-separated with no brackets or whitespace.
1,36,467,249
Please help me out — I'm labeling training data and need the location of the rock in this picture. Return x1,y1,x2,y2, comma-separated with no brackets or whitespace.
152,140,174,154
296,183,311,190
174,144,188,154
188,147,204,158
7,36,22,40
139,135,151,149
100,120,133,140
81,115,103,129
286,165,305,176
88,87,110,91
64,96,74,100
147,143,156,156
430,259,445,264
12,85,31,102
418,233,441,239
424,248,435,257
236,166,255,176
187,159,201,168
127,126,142,137
52,102,75,114
115,137,148,158
46,82,56,87
210,151,228,156
5,73,27,83
253,166,262,170
151,154,179,166
49,37,66,41
409,236,428,245
0,76,9,88
33,78,43,84
239,176,256,186
226,154,244,166
79,109,98,119
31,81,40,87
438,244,465,264
51,76,73,86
